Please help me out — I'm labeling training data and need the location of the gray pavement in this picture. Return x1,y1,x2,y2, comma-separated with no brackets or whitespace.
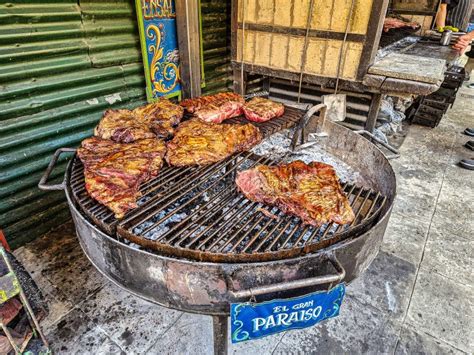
14,81,474,354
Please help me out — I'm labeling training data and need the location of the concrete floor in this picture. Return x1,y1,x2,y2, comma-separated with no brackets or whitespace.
14,82,473,354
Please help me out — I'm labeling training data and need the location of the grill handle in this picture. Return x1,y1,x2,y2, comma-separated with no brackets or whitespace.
38,148,76,191
229,254,345,299
355,130,400,160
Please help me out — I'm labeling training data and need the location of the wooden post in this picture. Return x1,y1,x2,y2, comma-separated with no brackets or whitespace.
175,0,202,99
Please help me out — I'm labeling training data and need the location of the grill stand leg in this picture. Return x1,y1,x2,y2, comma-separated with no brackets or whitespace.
365,93,383,133
212,315,228,355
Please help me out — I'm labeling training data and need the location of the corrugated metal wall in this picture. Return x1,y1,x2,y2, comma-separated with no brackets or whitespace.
201,0,232,94
0,0,233,248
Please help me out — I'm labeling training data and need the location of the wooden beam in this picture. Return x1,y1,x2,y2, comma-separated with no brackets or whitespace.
175,0,202,99
357,0,390,80
237,23,367,43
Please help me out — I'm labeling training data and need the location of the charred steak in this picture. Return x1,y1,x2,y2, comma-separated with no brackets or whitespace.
242,97,285,122
235,160,355,227
77,137,167,218
165,119,262,166
181,92,245,123
94,100,184,143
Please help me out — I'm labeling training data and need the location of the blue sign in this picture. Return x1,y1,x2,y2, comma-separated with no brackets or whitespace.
231,284,345,343
136,0,181,100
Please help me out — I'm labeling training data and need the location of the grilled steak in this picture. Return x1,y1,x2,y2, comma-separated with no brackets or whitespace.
94,100,184,143
181,92,245,123
235,160,355,226
181,92,244,113
242,97,285,122
77,137,167,218
383,17,419,32
165,119,262,166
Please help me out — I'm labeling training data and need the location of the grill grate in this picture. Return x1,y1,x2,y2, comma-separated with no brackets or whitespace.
69,106,386,262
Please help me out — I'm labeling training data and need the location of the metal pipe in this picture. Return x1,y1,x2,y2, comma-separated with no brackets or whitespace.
213,315,229,355
230,255,345,299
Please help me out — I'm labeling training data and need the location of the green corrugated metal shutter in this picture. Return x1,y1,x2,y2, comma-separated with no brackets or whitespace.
0,0,147,248
0,0,232,249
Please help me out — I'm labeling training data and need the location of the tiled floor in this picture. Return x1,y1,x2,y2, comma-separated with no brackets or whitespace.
14,82,473,354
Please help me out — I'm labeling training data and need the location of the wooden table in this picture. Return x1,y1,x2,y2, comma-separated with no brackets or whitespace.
361,37,461,132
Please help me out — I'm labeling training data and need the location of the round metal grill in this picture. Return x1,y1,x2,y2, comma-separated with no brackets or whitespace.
68,108,386,263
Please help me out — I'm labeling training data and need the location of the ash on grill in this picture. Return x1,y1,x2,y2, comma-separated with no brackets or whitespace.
252,128,362,184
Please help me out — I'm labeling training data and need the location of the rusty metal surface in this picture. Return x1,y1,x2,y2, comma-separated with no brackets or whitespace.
62,118,396,315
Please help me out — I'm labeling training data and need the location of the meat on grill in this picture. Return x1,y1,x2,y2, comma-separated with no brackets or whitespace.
77,137,167,218
383,17,420,32
242,97,285,122
235,160,355,227
94,100,184,143
181,92,245,123
165,119,262,166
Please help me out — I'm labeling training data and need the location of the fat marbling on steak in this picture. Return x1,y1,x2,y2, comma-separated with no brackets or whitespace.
180,92,245,123
242,97,285,122
165,119,262,166
77,137,167,218
235,160,355,227
94,99,184,143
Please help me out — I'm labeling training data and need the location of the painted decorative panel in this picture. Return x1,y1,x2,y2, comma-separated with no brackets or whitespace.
136,0,181,100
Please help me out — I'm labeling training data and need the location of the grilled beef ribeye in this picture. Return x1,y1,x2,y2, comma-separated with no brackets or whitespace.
165,119,262,166
77,137,167,218
94,100,184,143
242,97,285,122
235,161,355,226
181,92,245,123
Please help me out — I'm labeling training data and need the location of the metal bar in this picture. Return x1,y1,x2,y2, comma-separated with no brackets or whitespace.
280,223,304,249
177,196,249,248
121,152,249,227
195,155,275,250
38,148,75,191
165,192,238,244
141,184,230,240
137,153,262,236
290,225,311,247
240,211,281,253
212,316,228,355
223,213,267,253
252,217,290,252
333,186,365,233
230,255,345,299
0,248,49,349
350,188,371,226
0,322,20,355
264,219,294,252
198,201,259,250
366,193,383,218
